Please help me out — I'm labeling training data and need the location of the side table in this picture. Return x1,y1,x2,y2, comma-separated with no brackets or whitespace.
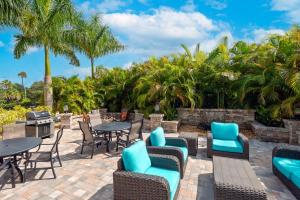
179,132,198,156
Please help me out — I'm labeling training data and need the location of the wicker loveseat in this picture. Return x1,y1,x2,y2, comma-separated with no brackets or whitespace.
207,122,249,160
146,127,188,178
113,141,181,200
272,145,300,199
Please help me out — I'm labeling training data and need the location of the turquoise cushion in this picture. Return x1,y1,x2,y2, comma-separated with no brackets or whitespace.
145,166,180,200
122,141,151,173
291,171,300,189
165,145,188,161
211,122,239,140
273,157,300,181
150,127,166,147
212,139,243,153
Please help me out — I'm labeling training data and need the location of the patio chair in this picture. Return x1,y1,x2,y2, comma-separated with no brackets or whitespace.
116,119,143,151
0,159,15,188
78,121,106,159
207,122,249,160
113,141,181,200
272,145,300,199
23,127,64,181
146,127,188,178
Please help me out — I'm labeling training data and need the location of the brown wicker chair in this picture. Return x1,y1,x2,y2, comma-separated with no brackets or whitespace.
24,127,64,181
116,119,143,151
207,131,249,160
146,136,188,179
78,121,107,158
0,159,15,188
113,154,180,200
272,146,300,199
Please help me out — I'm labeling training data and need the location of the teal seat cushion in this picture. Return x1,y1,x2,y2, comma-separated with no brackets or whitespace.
150,127,166,147
122,141,151,173
211,122,239,140
145,166,180,200
291,171,300,189
212,139,243,153
273,157,300,182
165,145,188,161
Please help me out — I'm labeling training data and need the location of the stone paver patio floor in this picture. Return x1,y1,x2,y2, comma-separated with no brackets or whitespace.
0,128,297,200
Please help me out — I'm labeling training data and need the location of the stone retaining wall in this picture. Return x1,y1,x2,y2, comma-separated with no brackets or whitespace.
177,108,255,129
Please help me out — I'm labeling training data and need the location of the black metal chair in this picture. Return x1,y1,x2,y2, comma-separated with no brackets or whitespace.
116,119,144,151
78,121,107,159
0,159,15,188
24,127,64,181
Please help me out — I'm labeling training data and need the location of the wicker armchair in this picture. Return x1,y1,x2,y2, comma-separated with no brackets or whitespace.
146,130,188,179
207,122,249,160
113,154,180,200
272,146,300,199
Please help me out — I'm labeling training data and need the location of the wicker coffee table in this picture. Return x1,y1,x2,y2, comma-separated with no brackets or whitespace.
179,132,198,156
213,156,267,200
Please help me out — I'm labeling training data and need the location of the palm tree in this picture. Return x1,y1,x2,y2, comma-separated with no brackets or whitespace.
18,71,27,98
66,15,124,78
0,0,25,27
13,0,79,108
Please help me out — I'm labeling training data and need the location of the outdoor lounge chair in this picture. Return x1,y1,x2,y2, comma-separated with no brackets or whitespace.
115,119,143,151
207,122,249,160
78,121,106,159
113,141,181,200
146,127,188,178
24,127,64,181
272,145,300,199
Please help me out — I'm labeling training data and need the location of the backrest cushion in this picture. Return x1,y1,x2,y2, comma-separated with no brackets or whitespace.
150,127,166,146
122,141,151,173
211,122,239,140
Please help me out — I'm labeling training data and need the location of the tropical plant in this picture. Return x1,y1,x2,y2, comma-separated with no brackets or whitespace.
18,71,27,98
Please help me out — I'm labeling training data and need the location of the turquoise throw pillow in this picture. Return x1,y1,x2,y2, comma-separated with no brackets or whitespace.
211,122,239,140
150,127,166,146
122,141,151,173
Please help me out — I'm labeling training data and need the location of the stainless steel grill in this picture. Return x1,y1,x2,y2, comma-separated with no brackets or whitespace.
25,111,54,138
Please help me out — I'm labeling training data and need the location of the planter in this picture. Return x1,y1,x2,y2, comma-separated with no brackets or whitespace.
162,120,181,133
283,119,300,144
251,121,289,143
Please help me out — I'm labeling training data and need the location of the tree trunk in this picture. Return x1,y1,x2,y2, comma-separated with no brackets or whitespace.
91,58,95,79
21,77,25,98
44,46,53,108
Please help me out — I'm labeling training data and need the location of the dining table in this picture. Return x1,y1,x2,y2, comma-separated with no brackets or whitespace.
93,121,131,152
0,137,42,183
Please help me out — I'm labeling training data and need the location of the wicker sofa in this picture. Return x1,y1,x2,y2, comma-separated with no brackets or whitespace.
207,122,249,160
113,141,181,200
272,145,300,199
146,127,188,178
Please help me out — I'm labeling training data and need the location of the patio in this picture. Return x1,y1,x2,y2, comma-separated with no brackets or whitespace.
0,127,297,200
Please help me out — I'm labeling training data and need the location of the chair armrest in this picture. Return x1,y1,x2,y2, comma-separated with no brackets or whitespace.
113,170,170,200
272,145,300,160
165,137,188,148
238,133,249,150
207,132,213,147
149,154,180,172
147,146,184,164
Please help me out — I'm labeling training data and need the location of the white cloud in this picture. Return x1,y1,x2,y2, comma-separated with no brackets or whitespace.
0,41,4,47
66,67,91,78
27,46,39,54
252,28,285,43
181,0,196,12
271,0,300,23
77,0,130,14
205,0,227,10
102,7,230,57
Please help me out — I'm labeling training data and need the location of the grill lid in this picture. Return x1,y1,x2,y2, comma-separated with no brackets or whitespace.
26,111,51,120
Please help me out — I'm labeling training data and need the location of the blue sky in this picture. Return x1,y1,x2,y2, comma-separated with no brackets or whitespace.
0,0,299,86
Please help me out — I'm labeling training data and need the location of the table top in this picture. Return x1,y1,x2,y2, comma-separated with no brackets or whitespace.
93,121,131,132
213,156,263,190
0,137,42,158
179,132,198,138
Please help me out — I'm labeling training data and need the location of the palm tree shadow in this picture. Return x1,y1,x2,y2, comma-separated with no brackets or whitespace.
88,184,113,200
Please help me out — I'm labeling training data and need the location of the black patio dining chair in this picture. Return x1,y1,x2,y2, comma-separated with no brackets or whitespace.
23,127,64,181
78,121,107,159
116,119,144,151
0,159,15,188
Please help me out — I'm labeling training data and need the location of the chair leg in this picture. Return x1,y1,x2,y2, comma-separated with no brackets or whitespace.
116,135,119,152
56,151,62,167
23,161,28,183
81,144,84,154
91,145,94,159
50,160,56,179
10,162,15,188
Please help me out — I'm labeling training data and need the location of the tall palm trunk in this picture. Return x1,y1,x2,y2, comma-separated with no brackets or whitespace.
91,57,95,79
44,45,53,108
21,77,26,98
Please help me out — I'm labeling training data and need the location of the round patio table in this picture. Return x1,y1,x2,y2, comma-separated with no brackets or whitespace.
0,137,42,182
93,122,131,152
